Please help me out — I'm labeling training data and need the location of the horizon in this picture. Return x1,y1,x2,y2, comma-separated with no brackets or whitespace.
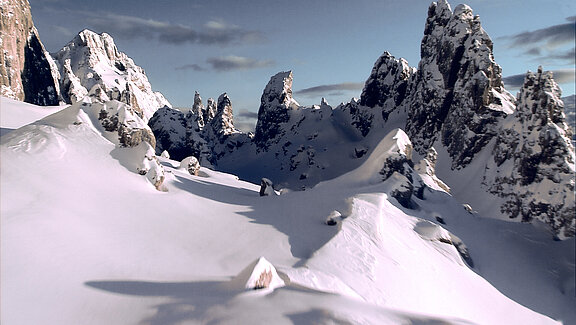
30,0,575,131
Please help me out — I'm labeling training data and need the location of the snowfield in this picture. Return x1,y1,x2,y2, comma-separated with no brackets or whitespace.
1,96,574,324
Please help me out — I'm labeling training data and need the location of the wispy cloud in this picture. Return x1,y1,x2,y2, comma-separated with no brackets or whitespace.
500,17,575,66
234,109,259,132
236,110,259,119
206,56,274,72
503,68,575,89
294,82,364,97
175,64,206,72
502,18,575,49
81,12,264,46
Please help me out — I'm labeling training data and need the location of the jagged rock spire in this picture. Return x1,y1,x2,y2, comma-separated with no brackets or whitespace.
360,51,415,120
211,93,237,136
406,0,515,168
190,91,205,128
204,97,217,124
254,71,299,149
490,67,575,238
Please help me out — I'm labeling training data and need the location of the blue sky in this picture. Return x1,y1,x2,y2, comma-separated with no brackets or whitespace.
30,0,575,130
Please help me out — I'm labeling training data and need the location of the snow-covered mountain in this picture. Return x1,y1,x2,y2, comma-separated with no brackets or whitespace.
1,0,170,122
149,0,574,239
52,29,171,122
2,0,575,323
2,97,574,324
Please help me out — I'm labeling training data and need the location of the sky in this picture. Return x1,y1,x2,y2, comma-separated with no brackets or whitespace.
29,0,575,131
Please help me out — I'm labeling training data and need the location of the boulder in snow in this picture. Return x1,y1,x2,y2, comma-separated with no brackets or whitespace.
259,178,277,196
180,156,201,176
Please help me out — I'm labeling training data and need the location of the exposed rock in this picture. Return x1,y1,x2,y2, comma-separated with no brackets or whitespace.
229,257,285,290
259,178,276,196
415,147,450,193
0,0,60,105
211,93,237,136
360,51,415,122
180,156,201,176
92,100,156,148
189,91,205,129
52,29,171,121
254,71,299,149
325,210,342,226
405,0,515,168
488,67,575,238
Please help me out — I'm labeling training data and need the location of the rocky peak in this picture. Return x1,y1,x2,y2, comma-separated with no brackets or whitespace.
0,0,60,105
211,93,237,136
406,0,514,168
489,67,575,239
53,29,171,122
254,71,300,149
516,67,570,130
360,51,415,121
204,97,217,124
189,91,205,129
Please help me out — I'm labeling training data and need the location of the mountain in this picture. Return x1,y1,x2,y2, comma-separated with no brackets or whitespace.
1,0,170,124
149,0,574,239
52,29,171,122
0,0,60,105
1,97,574,324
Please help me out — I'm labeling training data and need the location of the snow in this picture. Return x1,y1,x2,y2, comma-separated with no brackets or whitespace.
0,96,67,135
1,99,574,324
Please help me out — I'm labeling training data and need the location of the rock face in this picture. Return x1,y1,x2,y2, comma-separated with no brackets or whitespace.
360,51,415,123
0,0,60,105
52,29,171,121
149,92,249,164
488,67,575,238
254,71,299,149
146,0,574,238
405,0,515,168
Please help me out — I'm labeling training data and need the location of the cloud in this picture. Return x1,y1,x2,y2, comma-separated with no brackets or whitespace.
236,110,259,119
175,64,206,71
503,19,575,49
294,82,364,97
206,56,274,72
234,109,259,133
503,68,575,89
83,12,264,46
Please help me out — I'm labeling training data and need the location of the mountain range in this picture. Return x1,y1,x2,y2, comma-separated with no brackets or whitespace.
1,0,575,324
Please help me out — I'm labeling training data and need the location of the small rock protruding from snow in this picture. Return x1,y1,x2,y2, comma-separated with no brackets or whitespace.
462,204,475,214
259,178,277,197
229,257,285,291
180,156,201,176
325,210,342,226
135,142,166,191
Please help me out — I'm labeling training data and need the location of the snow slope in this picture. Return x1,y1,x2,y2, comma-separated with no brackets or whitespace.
1,99,574,324
0,96,66,135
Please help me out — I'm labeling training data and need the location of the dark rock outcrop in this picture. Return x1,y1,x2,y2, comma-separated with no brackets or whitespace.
405,0,515,168
488,67,575,238
254,71,299,149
